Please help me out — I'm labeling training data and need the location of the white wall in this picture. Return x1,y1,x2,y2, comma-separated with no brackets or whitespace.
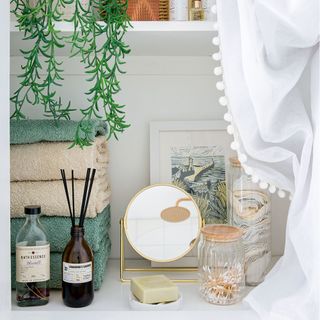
10,56,289,258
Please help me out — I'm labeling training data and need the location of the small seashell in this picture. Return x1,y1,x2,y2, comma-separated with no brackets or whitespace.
232,190,270,221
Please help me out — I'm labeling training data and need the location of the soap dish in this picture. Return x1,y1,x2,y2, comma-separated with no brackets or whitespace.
129,292,183,311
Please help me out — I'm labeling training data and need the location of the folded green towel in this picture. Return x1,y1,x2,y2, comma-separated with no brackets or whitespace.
11,236,111,291
10,120,108,145
11,205,111,253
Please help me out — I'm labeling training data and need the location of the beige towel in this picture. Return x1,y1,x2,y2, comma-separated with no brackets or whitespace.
11,177,111,218
10,136,108,182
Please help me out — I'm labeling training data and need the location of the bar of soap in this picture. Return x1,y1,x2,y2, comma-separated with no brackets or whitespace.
130,275,179,304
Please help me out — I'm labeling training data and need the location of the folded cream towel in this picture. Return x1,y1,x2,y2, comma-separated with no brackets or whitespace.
11,136,108,182
11,177,111,218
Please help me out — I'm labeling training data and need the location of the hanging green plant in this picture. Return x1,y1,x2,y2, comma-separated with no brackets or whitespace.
11,0,131,148
67,0,131,147
11,0,74,121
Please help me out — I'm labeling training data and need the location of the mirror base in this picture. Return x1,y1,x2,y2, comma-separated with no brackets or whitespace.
119,218,200,283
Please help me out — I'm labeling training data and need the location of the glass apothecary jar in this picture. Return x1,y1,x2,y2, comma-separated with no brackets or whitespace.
198,225,245,305
227,157,272,286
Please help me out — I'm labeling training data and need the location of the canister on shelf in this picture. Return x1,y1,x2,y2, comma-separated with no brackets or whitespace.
227,157,272,286
198,224,245,305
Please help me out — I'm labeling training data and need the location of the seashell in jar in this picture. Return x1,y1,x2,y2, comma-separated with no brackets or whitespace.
231,190,270,222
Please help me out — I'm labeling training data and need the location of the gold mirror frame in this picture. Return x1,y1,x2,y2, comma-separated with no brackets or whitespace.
120,184,203,282
124,184,202,263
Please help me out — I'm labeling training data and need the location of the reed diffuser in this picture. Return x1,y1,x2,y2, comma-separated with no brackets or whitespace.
60,168,96,308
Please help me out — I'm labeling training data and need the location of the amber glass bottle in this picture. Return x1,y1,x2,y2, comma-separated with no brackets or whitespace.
62,226,94,308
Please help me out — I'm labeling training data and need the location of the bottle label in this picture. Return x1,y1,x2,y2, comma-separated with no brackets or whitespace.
16,244,50,283
63,262,93,284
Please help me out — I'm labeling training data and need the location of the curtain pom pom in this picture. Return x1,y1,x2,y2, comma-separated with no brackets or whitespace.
243,165,253,175
224,113,232,122
269,185,276,194
212,37,220,46
212,52,221,61
219,96,228,106
259,181,269,189
252,175,259,183
238,153,247,163
216,81,225,91
231,141,240,150
214,66,222,75
227,124,234,134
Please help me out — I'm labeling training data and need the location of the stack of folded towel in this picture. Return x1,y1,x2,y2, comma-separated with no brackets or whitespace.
10,120,112,290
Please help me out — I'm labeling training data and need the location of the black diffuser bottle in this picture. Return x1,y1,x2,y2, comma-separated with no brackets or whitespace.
60,168,96,308
62,226,94,308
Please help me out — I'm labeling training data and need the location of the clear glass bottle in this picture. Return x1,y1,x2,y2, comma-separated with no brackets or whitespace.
202,0,215,20
227,157,272,286
189,0,205,21
198,225,245,305
16,206,50,307
62,226,94,308
170,0,189,21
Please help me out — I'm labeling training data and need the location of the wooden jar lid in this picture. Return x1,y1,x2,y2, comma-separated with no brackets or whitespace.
229,157,241,167
201,224,243,242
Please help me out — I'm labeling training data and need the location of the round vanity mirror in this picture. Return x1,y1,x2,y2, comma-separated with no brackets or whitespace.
124,184,202,262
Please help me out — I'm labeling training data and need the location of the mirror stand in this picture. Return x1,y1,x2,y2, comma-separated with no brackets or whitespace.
119,218,200,283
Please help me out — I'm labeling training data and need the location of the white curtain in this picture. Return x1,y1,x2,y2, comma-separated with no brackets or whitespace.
216,1,319,319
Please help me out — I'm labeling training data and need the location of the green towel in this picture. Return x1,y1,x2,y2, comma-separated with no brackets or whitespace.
11,205,111,253
10,120,108,145
11,236,111,291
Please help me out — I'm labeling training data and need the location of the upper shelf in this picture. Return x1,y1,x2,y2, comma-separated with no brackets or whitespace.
10,21,215,56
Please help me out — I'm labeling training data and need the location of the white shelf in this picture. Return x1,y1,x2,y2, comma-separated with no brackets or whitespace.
129,21,214,32
10,21,215,56
11,257,280,319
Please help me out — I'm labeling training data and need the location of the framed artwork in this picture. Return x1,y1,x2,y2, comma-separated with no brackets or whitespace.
150,121,233,225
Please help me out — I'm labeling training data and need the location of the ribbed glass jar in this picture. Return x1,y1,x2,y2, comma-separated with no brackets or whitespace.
227,157,271,286
198,225,245,305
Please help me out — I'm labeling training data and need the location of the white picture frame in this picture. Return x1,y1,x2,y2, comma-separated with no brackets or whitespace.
149,121,233,267
150,120,232,184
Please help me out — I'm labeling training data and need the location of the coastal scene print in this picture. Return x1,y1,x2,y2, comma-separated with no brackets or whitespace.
171,145,227,224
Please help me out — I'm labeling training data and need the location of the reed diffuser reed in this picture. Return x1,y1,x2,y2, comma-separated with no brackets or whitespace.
60,168,96,308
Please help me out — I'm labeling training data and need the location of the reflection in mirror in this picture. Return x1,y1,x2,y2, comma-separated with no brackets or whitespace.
124,185,201,262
